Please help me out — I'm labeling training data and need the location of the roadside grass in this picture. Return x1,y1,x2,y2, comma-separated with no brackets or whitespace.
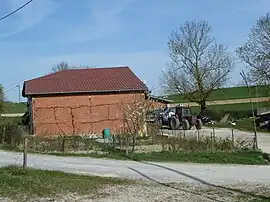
249,199,270,202
208,118,270,133
19,150,270,165
0,166,131,199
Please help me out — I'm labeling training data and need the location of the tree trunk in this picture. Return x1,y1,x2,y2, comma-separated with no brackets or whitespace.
200,100,206,115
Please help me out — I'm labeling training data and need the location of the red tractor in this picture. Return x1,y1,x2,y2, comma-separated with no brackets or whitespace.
168,105,203,130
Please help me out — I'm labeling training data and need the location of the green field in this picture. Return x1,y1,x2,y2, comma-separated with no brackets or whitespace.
166,85,270,103
1,102,27,113
191,102,270,114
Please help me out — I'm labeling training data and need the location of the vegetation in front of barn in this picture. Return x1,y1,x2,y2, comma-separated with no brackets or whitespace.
0,88,269,165
0,120,269,165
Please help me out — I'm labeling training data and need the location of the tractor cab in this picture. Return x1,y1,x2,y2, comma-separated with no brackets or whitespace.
175,105,192,118
168,104,203,130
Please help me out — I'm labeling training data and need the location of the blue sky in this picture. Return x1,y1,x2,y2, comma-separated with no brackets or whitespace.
0,0,269,102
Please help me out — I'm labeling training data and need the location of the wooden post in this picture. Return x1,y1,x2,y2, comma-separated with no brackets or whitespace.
210,132,213,153
231,128,234,148
212,127,215,138
23,136,28,169
240,70,258,150
2,125,5,144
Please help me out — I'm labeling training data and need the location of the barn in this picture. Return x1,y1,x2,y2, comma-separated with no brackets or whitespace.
22,66,169,136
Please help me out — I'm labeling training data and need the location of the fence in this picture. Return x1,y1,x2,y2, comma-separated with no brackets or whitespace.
1,125,256,155
0,122,261,171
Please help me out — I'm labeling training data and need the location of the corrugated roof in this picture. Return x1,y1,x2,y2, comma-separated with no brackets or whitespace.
23,66,148,96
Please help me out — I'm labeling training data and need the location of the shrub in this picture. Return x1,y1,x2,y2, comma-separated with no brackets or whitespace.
0,121,25,148
204,108,254,121
157,133,253,153
26,135,98,153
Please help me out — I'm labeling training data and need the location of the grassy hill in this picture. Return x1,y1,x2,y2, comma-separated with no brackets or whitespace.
191,102,270,114
166,85,270,103
1,102,27,113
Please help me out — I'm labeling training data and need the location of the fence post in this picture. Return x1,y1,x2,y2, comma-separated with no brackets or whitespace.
231,128,234,148
23,136,28,169
161,129,165,152
1,125,5,144
112,134,115,148
212,127,215,138
210,132,213,153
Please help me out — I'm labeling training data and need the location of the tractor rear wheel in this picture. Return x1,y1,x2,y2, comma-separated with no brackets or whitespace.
169,117,180,130
182,119,190,130
195,119,203,129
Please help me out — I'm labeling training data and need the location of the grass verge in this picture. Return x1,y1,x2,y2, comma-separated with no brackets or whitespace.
24,150,270,165
0,166,131,200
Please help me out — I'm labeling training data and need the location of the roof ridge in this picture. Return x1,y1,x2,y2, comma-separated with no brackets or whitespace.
65,66,129,71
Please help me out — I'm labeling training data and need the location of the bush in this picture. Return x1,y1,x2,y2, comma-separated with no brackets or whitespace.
0,121,25,148
204,108,254,121
158,135,252,153
26,135,99,153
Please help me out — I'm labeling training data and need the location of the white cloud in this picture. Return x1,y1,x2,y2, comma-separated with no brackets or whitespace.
0,0,57,38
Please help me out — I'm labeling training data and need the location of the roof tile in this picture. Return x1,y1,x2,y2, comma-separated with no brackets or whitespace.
23,66,148,96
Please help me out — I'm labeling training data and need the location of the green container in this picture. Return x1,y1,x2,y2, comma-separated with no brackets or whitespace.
103,128,111,139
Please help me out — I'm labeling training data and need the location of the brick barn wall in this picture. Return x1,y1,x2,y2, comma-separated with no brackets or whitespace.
31,93,145,136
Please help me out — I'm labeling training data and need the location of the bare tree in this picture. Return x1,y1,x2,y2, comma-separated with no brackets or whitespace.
121,97,153,153
0,84,4,113
52,61,70,72
162,20,234,114
236,13,270,85
52,61,95,73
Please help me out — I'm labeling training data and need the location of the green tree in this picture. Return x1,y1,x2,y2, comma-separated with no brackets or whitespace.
236,13,270,85
162,20,234,114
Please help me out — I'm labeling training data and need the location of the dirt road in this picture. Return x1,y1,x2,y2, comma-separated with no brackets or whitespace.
0,150,269,185
162,127,270,154
1,150,270,201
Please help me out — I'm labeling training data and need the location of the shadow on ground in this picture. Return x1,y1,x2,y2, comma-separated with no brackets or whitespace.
127,160,270,201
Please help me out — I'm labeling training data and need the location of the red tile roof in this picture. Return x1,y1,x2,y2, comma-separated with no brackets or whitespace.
22,66,148,96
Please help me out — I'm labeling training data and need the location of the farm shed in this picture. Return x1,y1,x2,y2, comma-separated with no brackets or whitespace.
22,66,164,136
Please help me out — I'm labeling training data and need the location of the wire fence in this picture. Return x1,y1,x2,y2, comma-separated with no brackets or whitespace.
0,124,256,155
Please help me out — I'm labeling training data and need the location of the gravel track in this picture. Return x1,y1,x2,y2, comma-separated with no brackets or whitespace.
1,127,270,201
162,127,270,153
1,150,270,185
2,183,269,202
1,150,270,201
